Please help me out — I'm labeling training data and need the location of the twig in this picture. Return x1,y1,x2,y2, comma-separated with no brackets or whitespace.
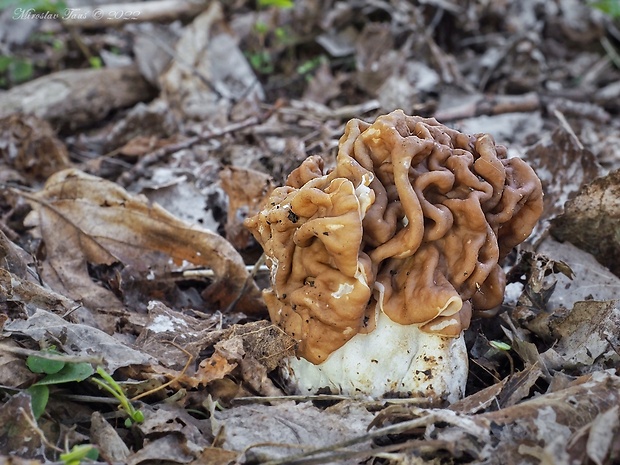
18,407,64,453
551,108,584,150
434,92,541,122
0,344,104,365
131,341,192,401
118,106,280,187
259,408,485,465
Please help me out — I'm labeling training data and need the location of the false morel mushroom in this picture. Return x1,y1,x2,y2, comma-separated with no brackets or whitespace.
245,110,543,402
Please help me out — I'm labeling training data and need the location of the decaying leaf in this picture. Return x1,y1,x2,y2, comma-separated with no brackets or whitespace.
537,238,620,311
0,393,44,460
551,168,620,277
90,411,130,463
525,127,602,241
0,338,38,388
371,371,620,465
0,114,71,183
22,169,264,314
135,300,224,370
196,320,295,396
3,309,154,372
219,166,274,249
551,300,620,370
159,2,263,124
214,401,374,463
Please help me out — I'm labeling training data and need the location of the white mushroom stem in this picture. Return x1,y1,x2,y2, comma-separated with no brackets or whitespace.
281,310,468,403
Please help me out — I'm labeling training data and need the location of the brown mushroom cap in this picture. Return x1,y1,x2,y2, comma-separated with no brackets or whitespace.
245,110,543,364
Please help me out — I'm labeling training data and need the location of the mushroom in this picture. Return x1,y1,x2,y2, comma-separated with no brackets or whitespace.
245,110,543,402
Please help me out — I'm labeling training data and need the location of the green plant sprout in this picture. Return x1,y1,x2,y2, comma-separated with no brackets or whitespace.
258,0,294,8
487,340,515,375
26,348,95,418
590,0,620,18
489,340,512,351
91,366,144,427
59,444,99,465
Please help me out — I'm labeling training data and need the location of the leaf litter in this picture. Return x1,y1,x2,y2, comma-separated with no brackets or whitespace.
1,0,620,464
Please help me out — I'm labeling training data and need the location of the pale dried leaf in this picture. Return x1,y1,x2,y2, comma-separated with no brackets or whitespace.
4,309,154,372
214,401,374,462
552,300,620,370
586,405,619,465
526,128,602,241
551,168,620,276
160,2,263,123
23,169,263,313
90,411,130,463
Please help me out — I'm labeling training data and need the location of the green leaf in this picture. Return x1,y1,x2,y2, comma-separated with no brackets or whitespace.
9,59,33,83
27,354,65,375
27,385,49,419
60,444,99,465
34,362,94,386
88,56,102,69
590,0,620,18
258,0,294,8
0,56,11,72
490,340,512,351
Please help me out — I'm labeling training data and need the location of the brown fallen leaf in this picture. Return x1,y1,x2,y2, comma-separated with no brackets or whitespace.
90,411,130,463
219,166,275,249
195,321,294,395
0,393,44,459
551,168,620,276
0,114,71,183
22,169,264,315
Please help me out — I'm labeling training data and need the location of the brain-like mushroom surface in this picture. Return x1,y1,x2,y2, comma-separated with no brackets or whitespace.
245,110,543,401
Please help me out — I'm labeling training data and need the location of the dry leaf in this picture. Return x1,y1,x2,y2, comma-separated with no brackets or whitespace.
551,300,620,370
525,128,602,241
551,168,620,276
214,401,374,463
0,393,44,459
160,2,263,123
23,169,264,314
220,166,274,249
135,300,223,370
196,321,294,395
0,114,71,182
4,309,154,372
90,411,130,463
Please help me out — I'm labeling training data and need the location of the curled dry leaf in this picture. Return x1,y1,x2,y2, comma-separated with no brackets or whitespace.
23,169,264,314
135,300,224,370
196,320,295,396
90,411,130,463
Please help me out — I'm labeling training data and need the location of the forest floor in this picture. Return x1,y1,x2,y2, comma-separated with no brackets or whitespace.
1,0,620,464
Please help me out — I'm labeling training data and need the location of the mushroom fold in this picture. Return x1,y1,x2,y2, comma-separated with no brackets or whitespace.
245,110,543,402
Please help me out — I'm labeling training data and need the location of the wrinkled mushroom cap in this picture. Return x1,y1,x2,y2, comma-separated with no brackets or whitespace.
245,109,543,365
